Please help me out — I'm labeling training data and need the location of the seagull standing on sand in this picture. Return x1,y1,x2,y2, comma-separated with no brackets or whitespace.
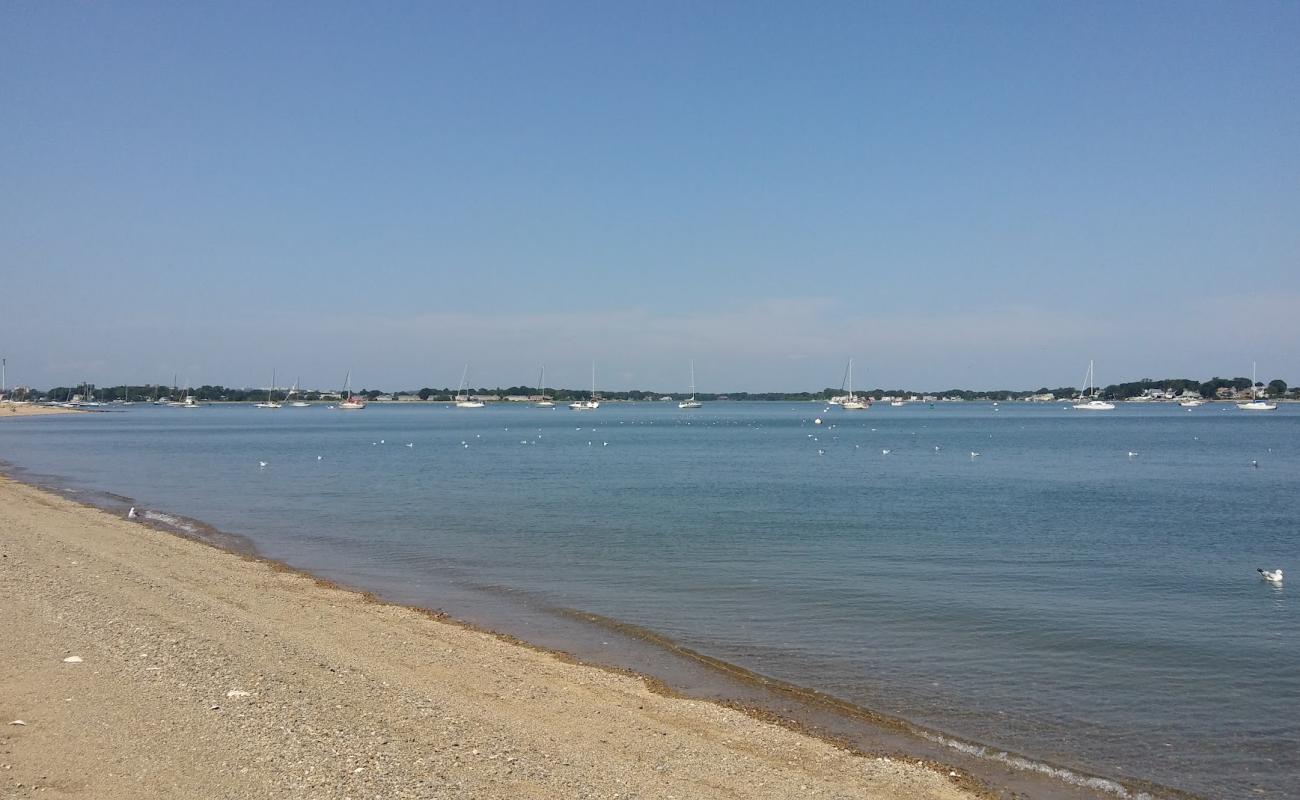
1258,568,1283,584
127,507,138,519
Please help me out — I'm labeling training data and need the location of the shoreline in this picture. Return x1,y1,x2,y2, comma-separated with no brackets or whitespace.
0,472,987,799
0,402,86,418
0,459,1188,800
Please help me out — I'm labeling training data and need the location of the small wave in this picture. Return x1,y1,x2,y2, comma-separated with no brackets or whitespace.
142,510,198,534
917,731,1154,799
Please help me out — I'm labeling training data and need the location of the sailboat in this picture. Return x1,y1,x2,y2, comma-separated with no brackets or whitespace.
841,359,868,410
254,369,282,408
287,378,311,407
455,365,485,408
534,367,555,407
679,360,702,409
1238,362,1277,411
569,364,600,410
338,371,366,410
179,386,201,408
1072,360,1115,410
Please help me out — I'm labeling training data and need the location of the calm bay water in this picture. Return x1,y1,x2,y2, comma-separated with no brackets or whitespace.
2,401,1297,798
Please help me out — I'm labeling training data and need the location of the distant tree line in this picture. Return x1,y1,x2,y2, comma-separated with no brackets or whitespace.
23,376,1296,403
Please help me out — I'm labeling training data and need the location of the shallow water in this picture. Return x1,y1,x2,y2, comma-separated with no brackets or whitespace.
2,401,1296,798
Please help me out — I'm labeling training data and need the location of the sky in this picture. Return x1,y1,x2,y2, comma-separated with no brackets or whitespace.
2,1,1297,392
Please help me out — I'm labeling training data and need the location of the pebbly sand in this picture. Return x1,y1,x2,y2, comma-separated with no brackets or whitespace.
0,475,983,799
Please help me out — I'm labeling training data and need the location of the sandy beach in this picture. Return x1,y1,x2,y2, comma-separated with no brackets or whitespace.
0,403,84,418
0,474,981,799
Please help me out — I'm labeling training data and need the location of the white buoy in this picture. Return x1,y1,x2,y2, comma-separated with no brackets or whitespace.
814,418,823,425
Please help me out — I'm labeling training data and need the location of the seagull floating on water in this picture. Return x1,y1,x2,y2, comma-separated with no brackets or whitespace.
881,449,891,455
1258,568,1283,583
1128,451,1138,458
258,461,267,468
970,451,981,459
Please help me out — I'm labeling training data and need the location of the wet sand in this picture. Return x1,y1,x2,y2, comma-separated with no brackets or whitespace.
0,475,982,799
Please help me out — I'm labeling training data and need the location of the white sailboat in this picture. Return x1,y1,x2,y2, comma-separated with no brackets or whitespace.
1238,362,1277,411
841,359,868,410
534,366,555,407
455,365,485,408
338,371,366,410
1072,360,1115,410
569,364,600,410
679,360,702,409
287,377,310,407
254,369,282,408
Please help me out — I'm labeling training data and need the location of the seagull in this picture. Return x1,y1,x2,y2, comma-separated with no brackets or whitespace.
970,451,981,459
817,449,824,455
379,439,385,444
1251,460,1259,469
317,455,323,460
127,507,138,519
1258,568,1283,583
881,449,891,455
258,461,267,468
934,446,941,452
1128,451,1138,458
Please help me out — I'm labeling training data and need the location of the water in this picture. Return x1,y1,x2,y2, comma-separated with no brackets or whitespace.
2,401,1297,799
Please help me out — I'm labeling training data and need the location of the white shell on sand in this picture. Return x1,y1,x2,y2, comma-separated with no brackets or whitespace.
9,720,27,726
226,690,251,698
62,655,83,663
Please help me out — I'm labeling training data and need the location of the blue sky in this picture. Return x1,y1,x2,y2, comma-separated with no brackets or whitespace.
2,2,1297,392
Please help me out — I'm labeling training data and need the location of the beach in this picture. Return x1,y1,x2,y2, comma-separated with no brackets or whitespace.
0,403,84,418
0,474,980,799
